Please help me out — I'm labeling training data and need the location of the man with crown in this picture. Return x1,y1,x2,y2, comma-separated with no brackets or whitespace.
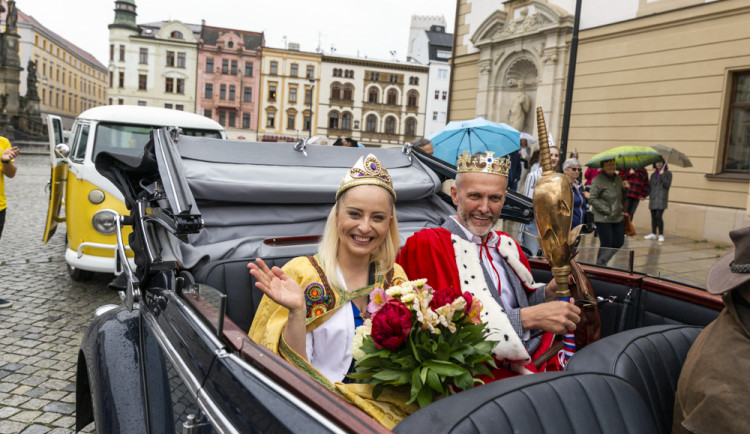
396,151,581,375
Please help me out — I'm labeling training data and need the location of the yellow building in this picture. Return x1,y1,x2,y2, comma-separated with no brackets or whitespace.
450,0,750,244
258,47,322,141
18,5,107,127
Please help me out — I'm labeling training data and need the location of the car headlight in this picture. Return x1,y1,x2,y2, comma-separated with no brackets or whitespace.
92,209,118,235
88,189,105,204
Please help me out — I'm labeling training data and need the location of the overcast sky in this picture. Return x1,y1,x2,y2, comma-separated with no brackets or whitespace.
19,0,456,66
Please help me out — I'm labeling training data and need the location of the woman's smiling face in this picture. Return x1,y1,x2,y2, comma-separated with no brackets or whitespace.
336,185,393,261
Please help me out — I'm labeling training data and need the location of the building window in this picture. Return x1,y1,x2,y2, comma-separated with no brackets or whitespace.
435,90,440,100
109,71,113,88
218,110,226,125
306,65,314,79
245,62,253,77
442,91,447,100
270,61,278,75
176,78,185,94
165,78,174,93
343,85,353,100
305,88,312,105
333,68,340,77
119,45,125,61
205,83,213,98
170,31,183,39
385,117,396,134
118,72,124,88
139,48,148,64
409,76,419,85
220,84,226,99
290,64,298,77
269,85,277,101
243,113,251,129
176,104,184,111
724,71,750,173
329,112,339,129
407,91,417,107
243,87,252,102
289,87,297,103
166,51,175,67
267,112,275,127
228,112,236,127
138,74,147,90
389,74,398,84
287,113,295,129
405,118,416,136
206,58,214,73
387,89,397,105
222,59,229,74
345,70,354,78
118,98,124,105
366,114,377,132
368,88,378,103
110,44,114,61
438,69,448,79
138,100,147,106
177,53,186,68
229,85,236,100
370,72,379,81
304,114,311,131
231,60,237,75
331,84,341,100
204,109,212,118
342,112,352,130
228,41,234,48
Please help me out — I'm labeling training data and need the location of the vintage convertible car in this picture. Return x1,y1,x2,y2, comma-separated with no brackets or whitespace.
76,129,723,433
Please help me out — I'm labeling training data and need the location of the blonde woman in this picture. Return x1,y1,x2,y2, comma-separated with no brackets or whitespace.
248,154,413,428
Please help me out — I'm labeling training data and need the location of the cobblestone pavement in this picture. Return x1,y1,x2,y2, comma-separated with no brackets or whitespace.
1,154,118,433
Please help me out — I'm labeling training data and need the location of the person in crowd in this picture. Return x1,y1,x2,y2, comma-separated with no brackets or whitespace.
520,144,560,257
518,137,532,191
589,159,629,265
332,138,344,146
584,167,599,188
509,148,522,191
411,137,434,155
569,149,582,183
397,151,580,376
619,168,649,220
0,138,18,309
342,137,364,148
643,159,671,242
673,226,750,434
248,154,413,427
563,158,589,243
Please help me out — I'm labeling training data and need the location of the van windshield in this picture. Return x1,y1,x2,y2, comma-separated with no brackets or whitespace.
93,123,222,159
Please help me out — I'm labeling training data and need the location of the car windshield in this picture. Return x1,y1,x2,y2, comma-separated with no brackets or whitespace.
93,122,222,159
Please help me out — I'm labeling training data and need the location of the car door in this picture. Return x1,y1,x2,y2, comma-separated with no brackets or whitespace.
43,114,66,244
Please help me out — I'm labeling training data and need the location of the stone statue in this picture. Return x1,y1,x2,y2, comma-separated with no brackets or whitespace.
509,80,531,132
6,1,17,35
0,93,7,113
26,60,38,99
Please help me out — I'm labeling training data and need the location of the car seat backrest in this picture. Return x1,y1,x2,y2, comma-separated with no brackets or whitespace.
564,324,703,433
394,372,659,434
193,257,297,333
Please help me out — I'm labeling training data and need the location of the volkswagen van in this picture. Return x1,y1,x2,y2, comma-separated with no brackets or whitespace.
43,105,225,280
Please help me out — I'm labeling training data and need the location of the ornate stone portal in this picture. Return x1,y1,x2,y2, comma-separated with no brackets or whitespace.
0,0,43,139
470,0,572,136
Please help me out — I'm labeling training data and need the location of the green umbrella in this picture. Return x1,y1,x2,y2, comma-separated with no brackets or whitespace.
585,145,663,169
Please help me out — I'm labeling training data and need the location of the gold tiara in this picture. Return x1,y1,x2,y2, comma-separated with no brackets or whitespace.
336,154,396,200
456,151,510,177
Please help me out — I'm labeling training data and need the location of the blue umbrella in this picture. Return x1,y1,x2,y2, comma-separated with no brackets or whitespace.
428,117,521,164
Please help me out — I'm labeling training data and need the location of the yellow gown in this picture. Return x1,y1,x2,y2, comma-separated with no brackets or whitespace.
248,255,418,429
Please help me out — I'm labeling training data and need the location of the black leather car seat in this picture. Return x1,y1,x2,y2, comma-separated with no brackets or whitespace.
394,372,659,434
564,324,703,433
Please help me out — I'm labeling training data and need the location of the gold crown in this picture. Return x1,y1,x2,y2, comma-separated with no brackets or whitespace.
456,151,510,177
336,154,396,200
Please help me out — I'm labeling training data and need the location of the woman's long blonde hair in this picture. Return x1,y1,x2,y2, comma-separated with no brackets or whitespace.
317,188,399,291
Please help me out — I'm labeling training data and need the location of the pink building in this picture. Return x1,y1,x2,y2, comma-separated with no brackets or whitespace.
197,25,263,136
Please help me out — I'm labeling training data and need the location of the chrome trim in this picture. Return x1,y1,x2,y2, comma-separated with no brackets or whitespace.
76,241,132,259
114,214,140,311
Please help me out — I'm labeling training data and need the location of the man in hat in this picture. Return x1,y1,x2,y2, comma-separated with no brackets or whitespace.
673,226,750,433
396,151,580,375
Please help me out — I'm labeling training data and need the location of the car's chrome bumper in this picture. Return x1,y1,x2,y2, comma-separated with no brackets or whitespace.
65,245,135,274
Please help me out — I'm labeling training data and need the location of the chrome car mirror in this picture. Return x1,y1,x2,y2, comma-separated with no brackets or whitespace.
54,143,70,159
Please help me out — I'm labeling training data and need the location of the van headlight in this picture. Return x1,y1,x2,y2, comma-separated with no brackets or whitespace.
88,189,105,204
92,209,118,235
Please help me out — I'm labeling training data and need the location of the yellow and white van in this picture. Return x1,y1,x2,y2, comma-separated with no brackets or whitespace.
43,105,226,280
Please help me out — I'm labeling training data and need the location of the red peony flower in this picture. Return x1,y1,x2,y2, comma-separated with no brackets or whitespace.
430,286,462,310
462,291,473,311
371,300,412,350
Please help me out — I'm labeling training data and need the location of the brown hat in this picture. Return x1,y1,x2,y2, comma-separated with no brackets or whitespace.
706,226,750,295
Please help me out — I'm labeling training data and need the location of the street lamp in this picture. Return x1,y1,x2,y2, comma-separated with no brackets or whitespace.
308,77,315,138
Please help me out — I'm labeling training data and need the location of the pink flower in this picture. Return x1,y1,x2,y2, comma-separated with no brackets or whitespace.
367,287,393,316
371,300,412,350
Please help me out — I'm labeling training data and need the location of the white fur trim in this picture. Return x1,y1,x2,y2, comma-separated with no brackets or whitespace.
452,235,531,363
496,234,545,290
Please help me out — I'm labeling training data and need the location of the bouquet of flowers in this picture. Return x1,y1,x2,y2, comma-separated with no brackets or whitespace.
348,279,498,407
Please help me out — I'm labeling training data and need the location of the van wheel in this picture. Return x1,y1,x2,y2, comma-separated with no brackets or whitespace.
68,264,95,281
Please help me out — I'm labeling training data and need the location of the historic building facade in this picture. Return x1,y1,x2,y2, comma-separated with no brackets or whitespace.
450,0,750,243
318,55,428,147
409,23,454,137
108,0,199,111
196,25,263,140
10,1,106,129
